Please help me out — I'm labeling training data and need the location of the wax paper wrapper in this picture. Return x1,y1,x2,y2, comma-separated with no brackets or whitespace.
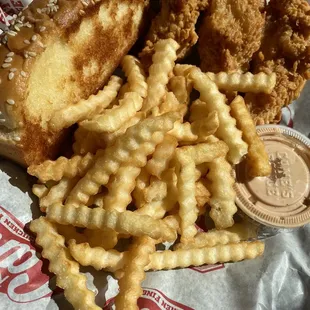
0,1,310,309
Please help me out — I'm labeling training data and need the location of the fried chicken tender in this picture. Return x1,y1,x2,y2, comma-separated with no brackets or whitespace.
245,0,310,124
198,0,265,73
140,0,209,68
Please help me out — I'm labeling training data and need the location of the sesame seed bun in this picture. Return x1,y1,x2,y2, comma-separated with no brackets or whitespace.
0,0,149,166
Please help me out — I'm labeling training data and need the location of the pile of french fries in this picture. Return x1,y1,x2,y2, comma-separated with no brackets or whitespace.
28,39,274,309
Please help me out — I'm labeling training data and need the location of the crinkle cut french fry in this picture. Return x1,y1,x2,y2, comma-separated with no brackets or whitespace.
80,92,143,133
191,111,219,142
206,72,276,94
158,92,180,115
84,228,118,250
68,239,126,272
168,121,197,142
177,141,229,165
142,39,180,112
73,127,103,155
30,217,100,310
146,134,178,179
146,241,265,270
132,168,150,208
207,157,237,229
168,75,193,105
189,99,210,122
68,240,264,272
66,112,179,206
28,153,95,183
32,184,48,199
103,165,141,212
101,112,145,147
135,168,178,219
176,152,198,242
40,177,79,212
189,67,248,164
173,64,194,77
114,236,156,310
46,204,176,242
56,224,87,244
230,96,271,177
122,55,147,98
195,178,210,211
143,177,167,203
174,223,258,250
49,75,122,131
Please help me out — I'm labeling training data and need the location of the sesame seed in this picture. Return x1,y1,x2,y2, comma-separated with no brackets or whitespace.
7,99,15,105
21,16,25,21
2,63,11,68
37,8,42,13
24,39,30,44
31,35,37,41
25,22,32,28
7,30,17,36
18,12,22,16
20,71,27,77
13,136,21,142
28,51,37,57
14,25,20,31
8,72,15,80
79,9,85,15
10,68,17,72
4,57,13,63
7,52,14,57
39,26,46,32
38,41,45,48
81,1,88,7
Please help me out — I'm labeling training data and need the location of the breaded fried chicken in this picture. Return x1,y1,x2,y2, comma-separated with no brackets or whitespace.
198,0,265,73
245,0,310,124
139,0,209,68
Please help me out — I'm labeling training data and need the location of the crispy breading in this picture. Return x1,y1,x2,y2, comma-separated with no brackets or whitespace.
198,0,265,73
140,0,209,68
245,0,310,124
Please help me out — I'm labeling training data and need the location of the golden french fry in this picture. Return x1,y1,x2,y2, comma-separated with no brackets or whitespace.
49,75,122,131
103,165,141,212
46,204,176,242
173,64,193,77
114,236,156,310
168,121,198,142
207,156,237,229
68,239,126,272
175,151,198,242
146,134,178,179
56,224,87,244
230,96,271,177
84,228,118,250
135,168,178,219
168,75,193,105
102,112,145,147
158,92,180,115
176,141,229,165
40,177,79,212
72,126,104,155
28,153,95,183
143,177,167,203
32,184,48,199
132,168,150,208
122,55,147,98
195,178,210,211
191,111,219,142
80,92,143,133
66,112,180,206
174,223,256,250
189,67,248,164
189,99,210,122
142,39,180,112
206,72,276,94
146,241,265,270
30,217,100,310
67,240,264,272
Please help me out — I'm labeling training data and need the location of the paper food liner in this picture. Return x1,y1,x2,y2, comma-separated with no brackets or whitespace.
0,1,310,309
